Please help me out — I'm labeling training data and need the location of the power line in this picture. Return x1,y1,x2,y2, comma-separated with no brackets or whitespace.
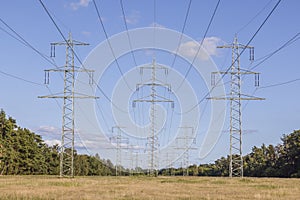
240,31,300,108
175,0,220,92
75,101,110,156
0,6,68,111
236,0,274,34
173,0,221,115
40,0,118,177
38,1,134,167
0,17,57,67
260,78,300,89
180,0,282,114
249,32,300,71
169,0,192,69
92,0,133,91
120,0,138,67
0,14,64,84
241,77,300,113
238,33,300,117
242,76,300,115
39,0,83,67
0,26,30,49
38,0,128,114
120,0,158,131
95,100,111,133
239,31,300,113
0,16,63,109
0,68,42,86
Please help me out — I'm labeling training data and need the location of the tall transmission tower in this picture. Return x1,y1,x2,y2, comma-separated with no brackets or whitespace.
208,35,264,177
39,32,96,177
175,126,196,176
133,58,174,176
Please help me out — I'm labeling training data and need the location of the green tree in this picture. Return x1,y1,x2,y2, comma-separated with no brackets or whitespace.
277,130,300,177
0,110,59,175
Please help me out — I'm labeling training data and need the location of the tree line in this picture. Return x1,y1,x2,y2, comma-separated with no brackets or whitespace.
0,109,299,177
159,130,300,178
0,110,114,176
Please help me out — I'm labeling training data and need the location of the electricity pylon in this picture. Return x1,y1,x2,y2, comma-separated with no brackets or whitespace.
110,126,128,176
164,152,175,176
175,126,196,176
208,35,264,177
127,148,139,176
133,58,174,176
39,32,96,177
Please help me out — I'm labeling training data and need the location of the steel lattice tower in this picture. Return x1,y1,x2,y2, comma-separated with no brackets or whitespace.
175,126,196,176
39,33,96,177
208,35,264,177
110,126,128,176
133,58,173,176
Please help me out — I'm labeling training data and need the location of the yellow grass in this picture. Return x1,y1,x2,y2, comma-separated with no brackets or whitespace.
0,176,299,199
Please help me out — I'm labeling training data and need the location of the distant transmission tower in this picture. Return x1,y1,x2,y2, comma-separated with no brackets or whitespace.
133,58,174,176
164,153,175,176
175,126,196,176
208,35,264,177
39,32,96,177
110,126,128,176
128,148,139,176
134,151,140,174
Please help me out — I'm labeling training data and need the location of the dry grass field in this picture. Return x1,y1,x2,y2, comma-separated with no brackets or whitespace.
0,176,299,200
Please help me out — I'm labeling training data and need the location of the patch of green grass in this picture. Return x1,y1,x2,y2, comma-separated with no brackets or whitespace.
160,177,210,184
254,184,278,189
239,178,255,183
211,179,227,185
47,181,82,187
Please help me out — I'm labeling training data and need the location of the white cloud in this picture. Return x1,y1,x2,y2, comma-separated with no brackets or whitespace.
123,10,140,25
202,37,222,57
70,0,90,11
44,139,61,147
36,125,61,135
177,37,223,61
75,139,111,151
35,126,61,146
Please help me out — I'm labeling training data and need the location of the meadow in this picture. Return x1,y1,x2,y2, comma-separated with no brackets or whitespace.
0,176,299,200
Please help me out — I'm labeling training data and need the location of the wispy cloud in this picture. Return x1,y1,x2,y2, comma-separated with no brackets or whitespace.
35,126,61,146
70,0,90,11
202,37,223,58
123,10,140,25
177,37,223,60
36,125,61,136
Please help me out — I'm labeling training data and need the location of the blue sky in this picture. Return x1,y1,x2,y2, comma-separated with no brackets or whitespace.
0,0,299,167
